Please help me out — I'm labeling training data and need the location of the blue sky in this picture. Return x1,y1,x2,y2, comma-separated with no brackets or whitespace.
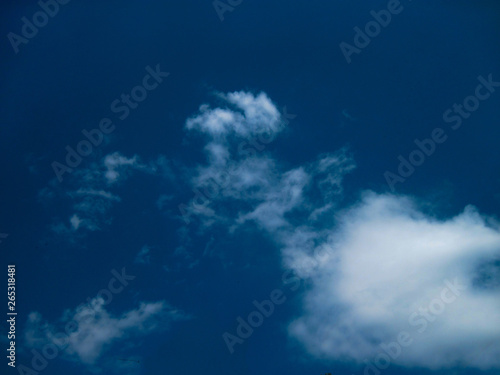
1,1,500,375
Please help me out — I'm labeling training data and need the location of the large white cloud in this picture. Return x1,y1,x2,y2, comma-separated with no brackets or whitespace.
287,193,500,369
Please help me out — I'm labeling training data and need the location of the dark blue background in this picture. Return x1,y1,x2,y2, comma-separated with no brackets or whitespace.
1,1,499,374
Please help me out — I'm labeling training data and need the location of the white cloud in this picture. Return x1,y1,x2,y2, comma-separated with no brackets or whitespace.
73,189,121,201
312,151,356,202
44,152,171,235
103,152,144,185
135,245,151,264
178,90,500,369
182,148,355,233
186,91,282,139
69,214,82,230
223,91,282,134
25,298,188,365
175,90,500,370
287,193,500,369
181,91,355,231
236,167,309,231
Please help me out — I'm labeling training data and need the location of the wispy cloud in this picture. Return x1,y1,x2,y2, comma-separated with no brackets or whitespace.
41,152,170,235
179,90,354,231
134,245,151,265
25,298,189,365
186,91,283,139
